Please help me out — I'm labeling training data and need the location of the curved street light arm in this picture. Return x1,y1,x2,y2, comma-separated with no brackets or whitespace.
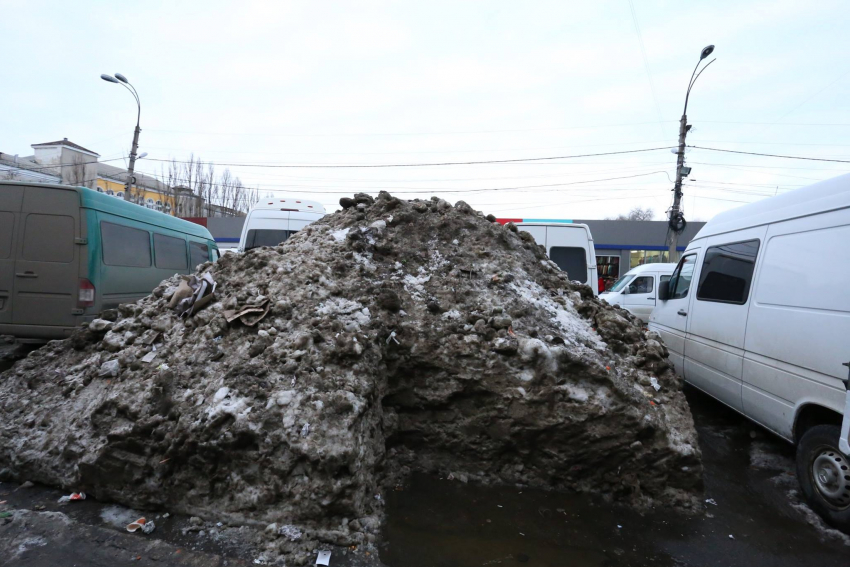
117,82,141,125
684,58,716,115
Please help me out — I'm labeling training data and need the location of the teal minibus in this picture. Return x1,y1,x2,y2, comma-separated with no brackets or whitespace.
0,181,219,340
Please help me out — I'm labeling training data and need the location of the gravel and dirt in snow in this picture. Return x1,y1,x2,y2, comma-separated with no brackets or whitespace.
0,192,702,564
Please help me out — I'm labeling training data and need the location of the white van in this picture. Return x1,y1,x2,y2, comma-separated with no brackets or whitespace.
238,198,326,252
514,222,599,295
649,174,850,530
600,263,676,322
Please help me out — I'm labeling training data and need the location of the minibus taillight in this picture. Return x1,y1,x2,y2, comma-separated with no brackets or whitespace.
78,279,95,307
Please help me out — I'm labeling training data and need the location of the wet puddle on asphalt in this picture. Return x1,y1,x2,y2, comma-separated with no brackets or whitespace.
380,388,850,567
382,472,684,567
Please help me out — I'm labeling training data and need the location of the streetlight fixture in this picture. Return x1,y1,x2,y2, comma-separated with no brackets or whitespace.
101,73,141,202
666,45,716,261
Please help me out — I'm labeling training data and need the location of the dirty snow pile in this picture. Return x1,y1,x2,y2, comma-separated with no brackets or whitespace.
0,192,702,563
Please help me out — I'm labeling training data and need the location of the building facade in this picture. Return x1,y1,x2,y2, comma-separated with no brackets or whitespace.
0,138,241,218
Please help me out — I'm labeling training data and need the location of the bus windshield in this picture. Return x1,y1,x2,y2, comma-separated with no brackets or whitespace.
607,275,633,293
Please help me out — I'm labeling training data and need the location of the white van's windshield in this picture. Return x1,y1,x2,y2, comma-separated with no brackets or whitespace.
607,275,633,293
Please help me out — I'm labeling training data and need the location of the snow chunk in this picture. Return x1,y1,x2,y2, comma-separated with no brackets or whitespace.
332,228,350,242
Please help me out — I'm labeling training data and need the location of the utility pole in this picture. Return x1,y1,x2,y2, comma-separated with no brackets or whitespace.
666,115,690,261
101,73,141,202
125,122,141,201
666,45,715,262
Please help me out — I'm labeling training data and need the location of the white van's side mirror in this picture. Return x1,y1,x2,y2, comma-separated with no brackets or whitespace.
658,280,670,301
622,286,630,295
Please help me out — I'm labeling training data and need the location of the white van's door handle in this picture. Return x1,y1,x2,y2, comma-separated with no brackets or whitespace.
15,272,38,278
677,309,688,316
647,297,655,300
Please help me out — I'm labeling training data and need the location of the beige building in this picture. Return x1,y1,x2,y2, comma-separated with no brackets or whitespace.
0,138,242,217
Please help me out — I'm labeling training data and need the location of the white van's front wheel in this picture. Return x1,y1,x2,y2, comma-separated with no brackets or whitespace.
796,425,850,532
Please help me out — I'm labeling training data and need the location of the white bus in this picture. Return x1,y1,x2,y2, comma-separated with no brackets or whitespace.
502,219,598,295
238,198,326,252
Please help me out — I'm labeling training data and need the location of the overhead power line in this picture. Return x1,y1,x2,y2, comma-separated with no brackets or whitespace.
140,146,673,169
144,121,678,138
690,145,850,164
132,171,672,196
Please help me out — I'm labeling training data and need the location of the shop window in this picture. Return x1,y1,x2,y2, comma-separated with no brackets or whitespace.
153,233,187,270
549,246,587,283
669,254,697,300
116,192,124,199
596,255,620,292
101,222,151,267
644,250,669,264
106,189,114,196
96,187,103,193
155,200,163,212
697,240,760,304
630,250,670,269
146,198,155,210
628,276,654,294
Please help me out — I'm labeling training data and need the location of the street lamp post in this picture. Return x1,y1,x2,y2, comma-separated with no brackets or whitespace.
666,45,715,262
101,73,141,202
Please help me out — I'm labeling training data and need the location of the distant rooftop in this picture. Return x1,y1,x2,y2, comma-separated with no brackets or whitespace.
31,138,100,156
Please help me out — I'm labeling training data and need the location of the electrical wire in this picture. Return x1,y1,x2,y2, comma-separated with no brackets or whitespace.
139,146,674,169
127,171,673,196
143,121,679,138
689,146,850,164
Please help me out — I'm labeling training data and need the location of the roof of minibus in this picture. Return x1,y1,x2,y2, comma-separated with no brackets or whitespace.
693,173,850,241
251,197,326,213
514,221,592,233
3,182,214,240
626,262,677,275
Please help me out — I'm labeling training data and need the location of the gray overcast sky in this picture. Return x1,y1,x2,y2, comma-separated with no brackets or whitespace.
3,0,850,221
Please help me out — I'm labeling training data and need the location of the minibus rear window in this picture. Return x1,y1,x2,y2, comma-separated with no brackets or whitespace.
190,241,210,268
549,246,587,283
154,233,188,270
245,229,296,251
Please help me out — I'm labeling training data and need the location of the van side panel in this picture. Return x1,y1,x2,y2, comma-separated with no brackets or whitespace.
742,211,850,436
683,226,767,412
586,233,598,295
0,186,24,327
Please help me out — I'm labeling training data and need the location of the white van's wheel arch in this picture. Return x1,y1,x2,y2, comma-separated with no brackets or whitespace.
794,404,843,444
